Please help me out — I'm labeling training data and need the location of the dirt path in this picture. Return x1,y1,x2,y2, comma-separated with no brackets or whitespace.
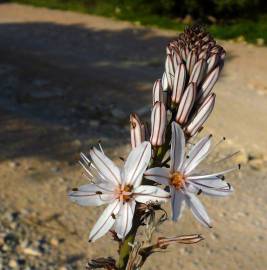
0,3,266,270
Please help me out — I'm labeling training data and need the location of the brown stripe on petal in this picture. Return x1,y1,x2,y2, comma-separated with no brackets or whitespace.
189,59,207,86
186,93,215,136
186,50,198,74
165,55,175,89
130,113,143,148
198,66,220,103
206,53,220,74
152,79,163,105
150,102,167,146
171,63,186,104
176,83,196,125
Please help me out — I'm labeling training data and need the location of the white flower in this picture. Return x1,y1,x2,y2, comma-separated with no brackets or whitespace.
69,142,170,242
145,122,234,228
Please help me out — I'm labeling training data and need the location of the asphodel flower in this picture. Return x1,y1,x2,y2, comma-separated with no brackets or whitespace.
69,142,170,242
150,101,167,147
145,122,235,228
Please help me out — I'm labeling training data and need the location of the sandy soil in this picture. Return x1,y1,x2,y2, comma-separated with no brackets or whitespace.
0,3,266,270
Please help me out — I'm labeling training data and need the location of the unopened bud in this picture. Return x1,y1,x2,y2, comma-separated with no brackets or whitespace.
189,58,207,86
175,83,196,125
165,55,175,89
207,53,220,74
150,102,167,147
198,66,220,103
161,72,169,91
130,113,144,148
171,63,186,105
186,50,197,75
152,79,163,105
186,93,216,136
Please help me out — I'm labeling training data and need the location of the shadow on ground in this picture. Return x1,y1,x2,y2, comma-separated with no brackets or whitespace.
0,22,173,162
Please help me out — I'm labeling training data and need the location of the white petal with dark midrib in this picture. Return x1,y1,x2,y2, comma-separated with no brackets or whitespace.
90,147,121,185
89,200,121,242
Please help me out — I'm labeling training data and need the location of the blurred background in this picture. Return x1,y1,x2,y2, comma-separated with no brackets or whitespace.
0,1,267,270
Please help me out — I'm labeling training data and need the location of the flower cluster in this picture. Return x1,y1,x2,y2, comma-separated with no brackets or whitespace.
68,25,238,270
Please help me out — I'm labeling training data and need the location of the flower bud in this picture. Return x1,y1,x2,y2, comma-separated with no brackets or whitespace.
150,102,167,147
186,49,197,75
171,63,186,105
161,72,169,91
165,55,175,89
186,93,216,136
152,79,163,105
130,113,144,148
175,83,196,125
198,66,220,103
189,58,207,86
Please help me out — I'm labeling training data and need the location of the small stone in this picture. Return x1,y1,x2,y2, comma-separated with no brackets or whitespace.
249,159,264,170
9,259,18,269
22,247,41,257
50,238,59,247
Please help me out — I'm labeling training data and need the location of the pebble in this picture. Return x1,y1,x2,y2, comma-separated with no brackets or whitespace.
22,247,41,257
8,259,18,269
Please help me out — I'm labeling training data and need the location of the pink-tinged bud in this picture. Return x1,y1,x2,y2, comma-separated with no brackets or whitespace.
130,113,144,148
150,102,167,147
176,83,196,125
165,55,175,89
189,59,207,86
186,93,216,136
171,63,186,104
152,79,163,105
157,234,204,249
198,66,220,103
206,53,220,74
172,50,183,69
161,72,169,91
186,50,197,74
198,49,208,60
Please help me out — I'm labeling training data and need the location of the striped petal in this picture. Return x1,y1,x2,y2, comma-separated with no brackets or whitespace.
170,122,185,172
185,193,212,228
186,93,215,136
144,167,170,185
176,83,196,125
150,102,167,147
69,183,115,206
171,188,185,221
90,147,121,186
183,134,212,175
171,63,186,104
114,201,135,239
123,141,151,187
189,59,207,86
134,185,170,204
89,200,121,242
130,113,144,149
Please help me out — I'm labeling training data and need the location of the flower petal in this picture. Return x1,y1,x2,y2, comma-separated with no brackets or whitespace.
90,147,121,186
188,177,233,197
183,134,212,175
114,201,136,239
134,185,170,204
171,188,185,221
185,193,212,228
123,141,151,187
89,200,121,242
170,122,185,172
69,183,115,206
144,167,170,185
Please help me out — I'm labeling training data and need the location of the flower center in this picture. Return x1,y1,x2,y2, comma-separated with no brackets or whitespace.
117,184,133,202
170,172,185,190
